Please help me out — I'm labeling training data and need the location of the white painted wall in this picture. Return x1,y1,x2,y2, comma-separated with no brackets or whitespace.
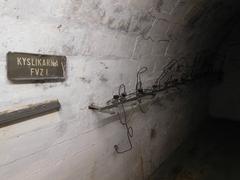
0,0,239,179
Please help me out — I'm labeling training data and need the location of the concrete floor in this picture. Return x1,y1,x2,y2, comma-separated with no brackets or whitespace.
150,118,240,180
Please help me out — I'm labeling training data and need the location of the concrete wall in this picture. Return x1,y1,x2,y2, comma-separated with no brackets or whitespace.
0,0,239,180
210,21,240,120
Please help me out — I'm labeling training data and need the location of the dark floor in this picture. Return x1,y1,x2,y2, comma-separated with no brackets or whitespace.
150,118,240,180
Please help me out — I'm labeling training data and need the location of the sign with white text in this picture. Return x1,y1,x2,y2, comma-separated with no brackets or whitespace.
7,52,67,82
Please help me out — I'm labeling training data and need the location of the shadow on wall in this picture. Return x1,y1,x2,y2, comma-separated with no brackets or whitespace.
210,21,240,121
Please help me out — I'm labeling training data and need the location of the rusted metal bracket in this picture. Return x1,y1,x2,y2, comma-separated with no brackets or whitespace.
88,91,156,114
88,73,222,114
0,100,61,128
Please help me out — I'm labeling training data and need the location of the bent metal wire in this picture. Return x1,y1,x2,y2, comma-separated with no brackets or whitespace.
89,54,225,154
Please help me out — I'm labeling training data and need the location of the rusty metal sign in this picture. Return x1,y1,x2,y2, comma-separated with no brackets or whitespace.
7,52,67,82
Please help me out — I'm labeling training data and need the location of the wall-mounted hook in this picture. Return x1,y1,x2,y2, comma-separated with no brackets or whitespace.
136,67,148,95
89,56,224,154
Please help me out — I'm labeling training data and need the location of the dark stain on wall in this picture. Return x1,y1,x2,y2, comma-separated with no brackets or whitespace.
118,19,131,33
114,5,124,13
79,77,91,84
100,62,109,69
185,1,207,27
140,155,145,179
107,17,115,28
156,0,164,12
57,24,62,30
131,13,154,34
150,128,157,139
99,74,108,82
153,98,168,110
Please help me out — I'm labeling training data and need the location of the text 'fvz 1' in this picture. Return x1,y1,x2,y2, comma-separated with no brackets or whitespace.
7,52,67,82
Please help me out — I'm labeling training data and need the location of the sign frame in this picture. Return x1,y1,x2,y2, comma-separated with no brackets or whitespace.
7,52,67,82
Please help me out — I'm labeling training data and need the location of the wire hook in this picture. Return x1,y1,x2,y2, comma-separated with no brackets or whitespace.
136,67,148,94
114,85,133,154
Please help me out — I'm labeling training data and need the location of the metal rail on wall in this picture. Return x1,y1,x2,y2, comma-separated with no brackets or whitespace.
0,100,61,128
88,52,225,154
